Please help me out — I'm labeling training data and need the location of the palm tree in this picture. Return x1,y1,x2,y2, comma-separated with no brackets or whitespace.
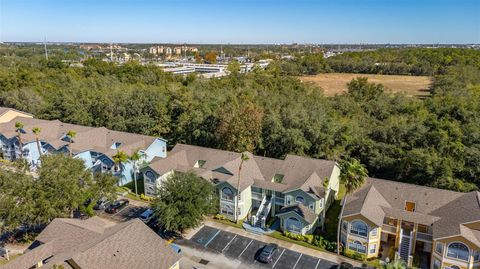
32,127,42,157
112,150,128,174
15,121,24,159
340,158,368,195
337,158,368,254
66,131,77,156
129,149,141,196
235,152,249,223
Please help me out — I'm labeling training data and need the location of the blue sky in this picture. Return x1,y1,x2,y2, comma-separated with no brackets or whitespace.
1,0,479,44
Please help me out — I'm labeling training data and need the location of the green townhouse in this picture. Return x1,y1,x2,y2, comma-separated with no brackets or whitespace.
143,144,341,235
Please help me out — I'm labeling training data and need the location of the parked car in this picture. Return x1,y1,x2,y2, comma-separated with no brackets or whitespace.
139,208,155,223
93,197,111,210
105,199,129,214
337,262,354,269
257,243,278,263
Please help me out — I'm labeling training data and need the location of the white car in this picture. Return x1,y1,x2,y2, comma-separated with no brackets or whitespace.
139,208,154,223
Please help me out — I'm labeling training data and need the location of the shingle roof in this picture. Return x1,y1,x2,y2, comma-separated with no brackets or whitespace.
277,203,319,223
0,117,161,158
147,144,336,196
343,178,480,246
2,217,181,269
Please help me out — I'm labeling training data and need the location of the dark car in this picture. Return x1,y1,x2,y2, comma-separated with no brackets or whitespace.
105,199,129,214
93,197,111,210
337,262,354,269
257,243,278,263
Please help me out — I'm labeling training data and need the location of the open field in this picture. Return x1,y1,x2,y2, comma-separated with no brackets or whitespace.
300,73,433,97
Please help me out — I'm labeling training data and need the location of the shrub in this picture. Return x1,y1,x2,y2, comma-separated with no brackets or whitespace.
214,214,227,221
344,249,366,261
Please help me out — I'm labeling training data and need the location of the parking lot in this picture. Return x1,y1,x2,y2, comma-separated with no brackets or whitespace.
97,204,147,223
189,226,338,269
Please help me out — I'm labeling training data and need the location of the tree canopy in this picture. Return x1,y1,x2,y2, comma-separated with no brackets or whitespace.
151,172,217,232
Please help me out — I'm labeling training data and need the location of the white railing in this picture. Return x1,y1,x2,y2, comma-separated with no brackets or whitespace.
382,224,397,234
416,231,433,242
252,191,263,201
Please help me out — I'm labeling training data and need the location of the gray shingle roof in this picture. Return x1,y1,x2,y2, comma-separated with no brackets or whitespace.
147,144,336,196
2,217,181,269
277,203,319,223
343,178,480,246
0,117,161,158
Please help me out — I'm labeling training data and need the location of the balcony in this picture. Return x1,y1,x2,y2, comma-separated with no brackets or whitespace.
252,192,263,201
382,224,397,234
274,197,285,205
416,232,433,242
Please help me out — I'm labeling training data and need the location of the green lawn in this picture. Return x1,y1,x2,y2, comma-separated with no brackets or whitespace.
212,218,245,229
321,183,345,241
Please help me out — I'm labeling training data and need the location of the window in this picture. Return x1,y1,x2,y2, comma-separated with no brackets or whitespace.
237,207,241,216
221,187,234,201
220,204,234,216
433,259,441,269
348,241,366,253
435,242,444,254
350,220,368,237
295,196,304,204
475,251,480,261
446,242,469,262
405,201,416,212
371,228,378,237
369,244,376,254
319,199,323,208
342,221,348,231
447,266,460,269
145,171,156,183
309,203,314,210
286,217,303,234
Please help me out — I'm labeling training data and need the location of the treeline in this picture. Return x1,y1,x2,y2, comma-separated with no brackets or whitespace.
0,49,479,192
275,48,480,76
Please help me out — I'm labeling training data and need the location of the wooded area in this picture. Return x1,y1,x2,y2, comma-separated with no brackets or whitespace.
0,47,479,192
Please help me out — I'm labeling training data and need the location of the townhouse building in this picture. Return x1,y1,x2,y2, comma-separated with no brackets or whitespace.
142,144,341,235
339,178,480,269
0,109,166,185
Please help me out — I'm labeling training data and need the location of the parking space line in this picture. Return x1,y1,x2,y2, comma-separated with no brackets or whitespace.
204,229,221,247
238,239,253,257
292,253,302,269
222,234,237,252
272,249,285,268
112,206,129,216
314,258,321,269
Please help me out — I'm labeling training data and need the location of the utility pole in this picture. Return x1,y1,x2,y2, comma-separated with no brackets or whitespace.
44,36,48,60
110,43,113,62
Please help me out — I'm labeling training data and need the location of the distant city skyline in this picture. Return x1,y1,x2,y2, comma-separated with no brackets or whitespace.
1,0,479,44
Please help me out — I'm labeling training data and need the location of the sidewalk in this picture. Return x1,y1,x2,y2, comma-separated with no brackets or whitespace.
194,219,363,267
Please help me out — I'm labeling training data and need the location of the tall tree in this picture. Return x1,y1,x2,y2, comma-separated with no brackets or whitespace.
235,152,249,222
151,172,217,232
14,121,24,159
340,158,368,194
66,130,76,156
129,149,141,196
32,127,42,157
216,95,263,152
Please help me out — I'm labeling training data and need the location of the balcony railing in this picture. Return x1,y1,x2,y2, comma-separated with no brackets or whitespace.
382,224,397,234
274,197,285,205
416,232,433,242
252,192,263,201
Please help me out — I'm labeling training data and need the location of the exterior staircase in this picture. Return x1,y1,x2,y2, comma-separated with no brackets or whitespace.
398,229,413,264
251,196,272,229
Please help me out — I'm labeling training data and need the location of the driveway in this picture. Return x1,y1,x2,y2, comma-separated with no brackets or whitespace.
97,204,147,223
179,226,339,269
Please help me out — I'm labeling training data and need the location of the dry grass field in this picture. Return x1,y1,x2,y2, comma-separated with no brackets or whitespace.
300,73,433,97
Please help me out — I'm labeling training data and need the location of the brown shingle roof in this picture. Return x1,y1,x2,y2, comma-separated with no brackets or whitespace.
277,203,319,223
147,144,336,196
343,178,480,245
2,217,180,269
